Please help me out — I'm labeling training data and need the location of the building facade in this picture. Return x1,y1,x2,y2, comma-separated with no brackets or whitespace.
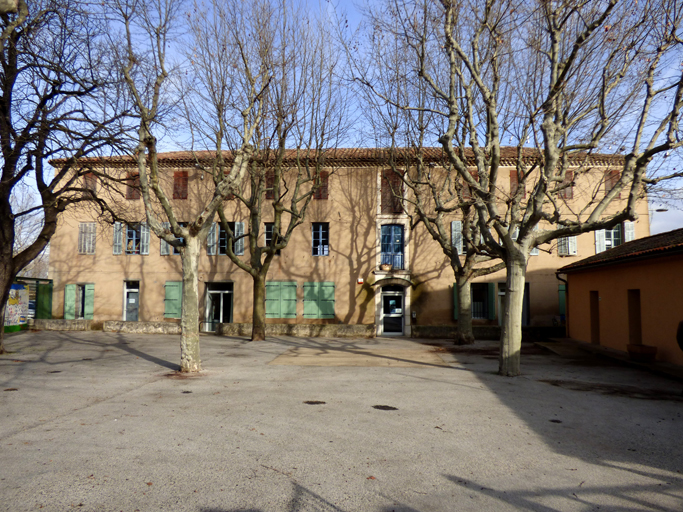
48,150,650,336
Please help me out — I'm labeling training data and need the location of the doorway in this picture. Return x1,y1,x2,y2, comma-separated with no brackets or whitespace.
205,282,233,332
381,285,404,335
124,281,139,321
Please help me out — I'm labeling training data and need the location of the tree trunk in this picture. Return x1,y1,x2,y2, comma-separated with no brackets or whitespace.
251,274,266,341
455,277,475,345
499,251,527,377
179,237,201,372
0,272,12,355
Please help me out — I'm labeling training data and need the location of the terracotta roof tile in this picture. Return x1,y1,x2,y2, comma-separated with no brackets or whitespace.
559,227,683,273
51,147,624,168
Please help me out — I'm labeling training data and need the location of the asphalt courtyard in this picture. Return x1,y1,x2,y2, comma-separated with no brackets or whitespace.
1,331,682,512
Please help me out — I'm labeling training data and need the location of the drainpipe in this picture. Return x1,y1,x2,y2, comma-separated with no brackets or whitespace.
556,272,568,338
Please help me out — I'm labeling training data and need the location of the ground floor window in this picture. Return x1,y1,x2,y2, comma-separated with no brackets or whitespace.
303,282,335,319
265,281,297,318
64,283,94,320
452,282,496,320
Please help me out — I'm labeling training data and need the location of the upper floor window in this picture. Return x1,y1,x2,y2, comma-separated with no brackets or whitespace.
126,172,140,200
462,170,479,200
265,222,280,255
510,170,525,198
595,221,635,253
84,172,97,193
78,222,97,254
604,169,620,197
313,171,329,200
219,222,245,255
380,224,404,269
265,170,275,200
559,170,574,200
381,169,403,214
173,171,188,199
312,222,329,256
113,222,149,255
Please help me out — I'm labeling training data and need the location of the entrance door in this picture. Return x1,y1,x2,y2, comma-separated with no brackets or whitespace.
125,281,139,321
205,282,233,332
381,286,404,335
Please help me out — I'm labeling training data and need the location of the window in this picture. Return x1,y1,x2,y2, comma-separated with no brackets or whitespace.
173,171,188,199
265,222,280,255
605,169,620,197
559,170,574,200
462,170,478,200
381,169,403,214
113,222,149,255
595,221,635,253
219,222,245,255
160,222,187,255
313,171,329,200
78,222,97,254
126,172,140,199
64,283,94,320
303,282,335,319
164,281,182,319
451,220,463,255
312,222,329,256
84,172,97,193
381,224,404,269
557,236,578,256
510,170,525,198
454,282,496,320
265,170,275,200
265,281,297,318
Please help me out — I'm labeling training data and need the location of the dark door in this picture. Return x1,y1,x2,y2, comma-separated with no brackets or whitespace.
382,292,404,335
125,281,139,322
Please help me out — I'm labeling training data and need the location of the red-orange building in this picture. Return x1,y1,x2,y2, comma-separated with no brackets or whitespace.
559,228,683,367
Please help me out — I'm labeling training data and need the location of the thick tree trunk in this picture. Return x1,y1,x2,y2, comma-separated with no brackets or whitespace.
499,251,527,377
0,269,12,355
455,277,475,345
179,237,201,372
251,274,266,341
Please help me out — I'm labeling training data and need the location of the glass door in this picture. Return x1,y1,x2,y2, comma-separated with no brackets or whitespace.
204,283,233,332
382,290,404,335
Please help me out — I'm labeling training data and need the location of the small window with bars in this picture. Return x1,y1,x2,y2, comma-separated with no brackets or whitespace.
312,222,329,256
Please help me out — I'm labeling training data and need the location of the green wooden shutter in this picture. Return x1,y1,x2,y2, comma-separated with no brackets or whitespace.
164,281,182,318
453,283,458,320
281,281,297,318
64,284,76,319
265,281,281,318
84,284,95,320
319,282,335,319
303,282,319,318
487,283,496,320
36,283,53,319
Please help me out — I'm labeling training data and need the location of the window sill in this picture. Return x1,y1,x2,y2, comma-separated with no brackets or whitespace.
373,268,410,277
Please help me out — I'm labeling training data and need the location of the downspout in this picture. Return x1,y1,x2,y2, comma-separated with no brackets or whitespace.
556,271,568,337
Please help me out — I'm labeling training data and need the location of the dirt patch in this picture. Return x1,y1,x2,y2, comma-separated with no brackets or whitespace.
372,405,398,411
303,401,326,405
539,379,683,402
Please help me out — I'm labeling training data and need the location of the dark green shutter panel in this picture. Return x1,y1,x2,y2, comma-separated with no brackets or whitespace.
319,282,335,319
164,281,182,318
36,283,53,319
64,284,76,320
558,284,566,316
281,281,297,318
303,282,319,318
453,283,458,320
487,283,496,320
84,284,95,320
265,282,281,318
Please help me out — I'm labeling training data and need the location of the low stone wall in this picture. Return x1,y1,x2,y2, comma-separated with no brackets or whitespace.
103,321,181,335
215,323,375,338
32,319,94,331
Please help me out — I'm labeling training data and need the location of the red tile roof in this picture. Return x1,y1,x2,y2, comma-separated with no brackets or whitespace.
51,147,624,168
559,228,683,273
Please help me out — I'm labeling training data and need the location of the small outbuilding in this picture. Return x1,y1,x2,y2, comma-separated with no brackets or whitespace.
558,227,683,367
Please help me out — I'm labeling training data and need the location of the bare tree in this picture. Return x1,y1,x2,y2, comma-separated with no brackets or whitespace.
355,0,683,375
0,0,127,353
184,0,351,341
105,0,263,372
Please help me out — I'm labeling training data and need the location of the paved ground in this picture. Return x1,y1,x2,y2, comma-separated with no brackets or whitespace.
1,331,682,512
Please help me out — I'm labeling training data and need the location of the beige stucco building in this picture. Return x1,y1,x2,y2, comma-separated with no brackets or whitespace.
48,149,650,337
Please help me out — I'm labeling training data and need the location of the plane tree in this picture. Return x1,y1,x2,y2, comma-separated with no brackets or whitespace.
355,0,683,375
